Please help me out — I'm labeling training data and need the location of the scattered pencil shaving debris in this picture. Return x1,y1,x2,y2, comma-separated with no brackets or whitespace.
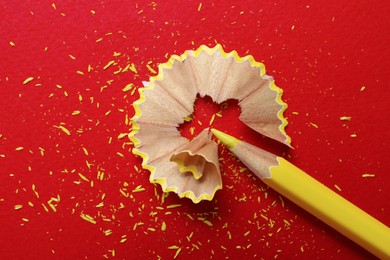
129,63,138,74
166,204,182,209
146,64,157,74
82,147,89,156
161,221,167,231
14,205,23,210
104,229,113,236
209,114,216,125
362,173,376,178
309,122,319,128
334,184,342,192
97,171,105,181
47,196,60,212
120,236,127,243
23,77,34,84
132,185,145,193
117,133,128,139
340,116,352,121
54,125,71,135
133,222,144,230
15,147,24,151
72,110,81,116
119,188,129,198
198,217,213,226
350,134,357,138
103,60,116,70
78,173,90,183
185,213,194,221
174,247,182,259
122,83,134,92
80,213,96,224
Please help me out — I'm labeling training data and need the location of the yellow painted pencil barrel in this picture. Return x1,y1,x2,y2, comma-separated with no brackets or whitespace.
264,157,390,259
211,129,390,259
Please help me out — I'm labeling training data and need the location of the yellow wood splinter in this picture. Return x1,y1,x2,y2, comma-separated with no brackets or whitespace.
211,128,390,259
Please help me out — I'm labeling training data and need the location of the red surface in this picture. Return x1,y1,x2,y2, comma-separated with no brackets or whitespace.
1,1,389,259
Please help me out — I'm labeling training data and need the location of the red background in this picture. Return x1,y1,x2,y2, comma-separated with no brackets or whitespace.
1,1,389,259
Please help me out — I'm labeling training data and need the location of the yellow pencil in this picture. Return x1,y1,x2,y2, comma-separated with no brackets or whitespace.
211,128,390,259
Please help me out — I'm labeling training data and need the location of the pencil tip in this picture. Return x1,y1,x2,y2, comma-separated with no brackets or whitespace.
210,128,241,148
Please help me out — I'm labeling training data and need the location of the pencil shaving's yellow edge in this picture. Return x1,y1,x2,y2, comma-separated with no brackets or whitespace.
210,128,241,148
269,81,292,147
188,44,266,75
171,159,202,179
266,157,390,259
129,45,228,204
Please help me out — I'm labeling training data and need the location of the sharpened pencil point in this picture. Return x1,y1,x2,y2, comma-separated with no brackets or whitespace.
211,129,241,148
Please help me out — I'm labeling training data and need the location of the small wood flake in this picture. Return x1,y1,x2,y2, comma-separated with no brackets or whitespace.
122,83,134,92
166,204,181,209
362,173,375,178
174,248,182,259
117,133,128,139
80,213,96,224
129,63,137,74
209,114,216,125
340,116,351,121
132,185,145,193
146,64,157,74
23,77,34,84
202,219,213,226
57,125,71,135
161,221,166,231
103,60,115,70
